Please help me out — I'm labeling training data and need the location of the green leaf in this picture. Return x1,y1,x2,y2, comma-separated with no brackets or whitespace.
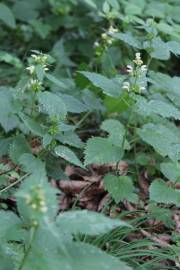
84,137,122,166
0,51,22,68
9,135,31,164
31,20,52,39
114,32,141,48
150,179,180,207
0,88,19,132
101,119,125,147
56,131,84,149
0,211,22,241
104,92,132,113
55,145,84,168
12,1,39,22
167,41,180,55
160,162,180,182
20,114,45,137
150,37,170,60
0,3,16,28
80,71,121,97
60,93,87,113
103,174,136,203
56,210,130,235
59,242,132,270
135,96,180,120
137,123,180,162
46,73,67,89
19,153,46,180
38,91,67,118
0,138,13,158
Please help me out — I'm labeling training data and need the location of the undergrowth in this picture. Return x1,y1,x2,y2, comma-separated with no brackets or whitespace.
0,0,180,269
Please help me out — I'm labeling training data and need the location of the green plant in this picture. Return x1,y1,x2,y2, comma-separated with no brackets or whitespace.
0,0,180,269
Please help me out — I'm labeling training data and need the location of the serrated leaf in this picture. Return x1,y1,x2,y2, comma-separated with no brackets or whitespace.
0,211,22,241
56,131,84,149
20,114,45,137
150,37,170,60
59,242,132,270
0,88,19,132
137,123,180,161
167,41,180,55
19,153,46,180
55,145,84,168
80,71,121,97
9,135,31,164
103,174,136,203
46,73,67,89
135,96,180,119
0,138,13,158
101,119,125,147
114,32,141,48
56,210,130,236
150,179,180,207
160,162,180,182
59,93,87,113
38,91,67,118
0,3,16,28
84,137,122,166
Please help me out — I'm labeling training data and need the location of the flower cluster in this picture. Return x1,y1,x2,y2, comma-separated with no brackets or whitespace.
27,79,42,92
26,53,49,75
101,25,118,45
122,52,147,94
25,185,48,214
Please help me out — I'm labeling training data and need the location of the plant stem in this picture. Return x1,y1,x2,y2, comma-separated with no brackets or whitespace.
17,227,37,270
75,111,91,129
0,173,29,194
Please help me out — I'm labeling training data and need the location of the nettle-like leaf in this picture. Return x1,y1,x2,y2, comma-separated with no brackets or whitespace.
0,88,20,132
84,137,122,166
59,242,132,270
0,3,16,28
80,71,121,97
20,114,45,137
135,96,180,120
160,162,180,182
59,93,88,113
0,211,22,241
114,32,141,48
103,174,136,203
46,73,68,90
150,37,170,60
137,123,180,162
56,210,130,235
56,131,84,149
38,91,67,118
84,119,128,166
55,145,84,168
9,135,31,164
150,179,180,207
101,119,125,146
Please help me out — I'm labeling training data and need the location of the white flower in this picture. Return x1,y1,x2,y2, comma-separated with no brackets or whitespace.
133,52,143,66
108,26,118,35
101,33,108,39
135,52,141,60
107,39,113,45
127,65,133,73
141,65,147,72
140,86,146,92
40,206,48,213
94,41,100,47
122,81,130,91
26,65,35,74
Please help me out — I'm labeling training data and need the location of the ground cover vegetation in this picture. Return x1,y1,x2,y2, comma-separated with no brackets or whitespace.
0,0,180,269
